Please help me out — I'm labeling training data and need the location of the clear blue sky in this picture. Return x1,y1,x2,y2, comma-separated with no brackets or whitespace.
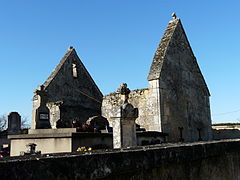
0,1,239,124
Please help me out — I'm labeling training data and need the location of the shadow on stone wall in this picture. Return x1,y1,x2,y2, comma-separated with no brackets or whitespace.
1,139,240,179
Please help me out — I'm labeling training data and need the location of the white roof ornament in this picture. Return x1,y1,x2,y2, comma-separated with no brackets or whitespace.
172,12,177,20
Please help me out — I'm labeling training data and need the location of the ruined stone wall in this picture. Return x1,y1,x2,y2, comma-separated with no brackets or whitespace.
102,88,152,130
1,139,240,179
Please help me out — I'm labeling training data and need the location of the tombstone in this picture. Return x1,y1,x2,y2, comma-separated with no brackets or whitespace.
8,112,21,135
33,85,51,129
112,83,138,148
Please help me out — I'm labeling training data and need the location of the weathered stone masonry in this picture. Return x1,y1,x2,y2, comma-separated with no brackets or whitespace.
1,139,240,180
30,15,212,143
32,47,103,129
102,17,212,142
102,88,149,129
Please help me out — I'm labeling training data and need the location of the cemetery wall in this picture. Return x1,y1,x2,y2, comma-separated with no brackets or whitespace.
1,139,240,179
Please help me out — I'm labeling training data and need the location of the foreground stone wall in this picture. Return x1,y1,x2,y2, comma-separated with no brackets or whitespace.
1,139,240,179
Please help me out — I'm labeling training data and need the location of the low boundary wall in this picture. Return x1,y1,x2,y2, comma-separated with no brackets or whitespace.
1,139,240,179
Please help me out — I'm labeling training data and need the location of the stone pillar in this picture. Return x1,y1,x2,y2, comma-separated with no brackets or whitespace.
147,79,162,131
32,85,51,129
8,112,21,135
112,83,138,149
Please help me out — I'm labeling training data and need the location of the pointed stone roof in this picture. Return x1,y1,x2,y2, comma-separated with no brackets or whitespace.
43,47,73,88
42,46,102,97
147,18,181,81
147,16,210,96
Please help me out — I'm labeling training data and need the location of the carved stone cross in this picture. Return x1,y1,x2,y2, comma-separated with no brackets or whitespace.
34,85,48,105
33,85,51,129
118,83,130,104
112,83,138,148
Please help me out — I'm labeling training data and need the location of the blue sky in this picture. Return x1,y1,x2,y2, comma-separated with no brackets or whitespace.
0,1,239,124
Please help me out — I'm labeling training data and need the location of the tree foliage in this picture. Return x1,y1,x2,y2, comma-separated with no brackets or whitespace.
21,116,30,129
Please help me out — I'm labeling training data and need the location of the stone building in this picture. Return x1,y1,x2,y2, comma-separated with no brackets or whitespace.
32,47,103,129
9,15,214,157
102,15,212,142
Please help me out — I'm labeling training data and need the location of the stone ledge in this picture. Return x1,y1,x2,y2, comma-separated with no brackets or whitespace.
3,139,240,161
28,128,77,134
8,133,73,139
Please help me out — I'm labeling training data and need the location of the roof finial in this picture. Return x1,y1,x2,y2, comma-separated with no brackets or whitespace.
68,46,74,51
171,12,177,20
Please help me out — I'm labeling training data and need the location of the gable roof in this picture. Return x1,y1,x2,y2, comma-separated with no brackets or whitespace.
147,17,210,96
42,47,103,97
43,47,73,88
147,18,180,81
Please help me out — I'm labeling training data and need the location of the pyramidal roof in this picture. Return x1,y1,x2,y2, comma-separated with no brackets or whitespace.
147,15,210,96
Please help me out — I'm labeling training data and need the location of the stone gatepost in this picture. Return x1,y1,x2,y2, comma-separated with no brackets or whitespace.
8,112,21,135
32,85,51,129
112,83,138,149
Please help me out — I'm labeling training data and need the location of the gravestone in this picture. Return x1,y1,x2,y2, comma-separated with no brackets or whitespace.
33,85,51,129
112,83,138,148
8,112,21,135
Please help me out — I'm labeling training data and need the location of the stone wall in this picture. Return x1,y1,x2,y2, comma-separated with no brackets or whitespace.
102,88,150,129
213,129,240,140
1,139,240,179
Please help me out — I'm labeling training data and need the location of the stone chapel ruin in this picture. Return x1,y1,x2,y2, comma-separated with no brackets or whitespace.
102,14,212,142
9,14,212,156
